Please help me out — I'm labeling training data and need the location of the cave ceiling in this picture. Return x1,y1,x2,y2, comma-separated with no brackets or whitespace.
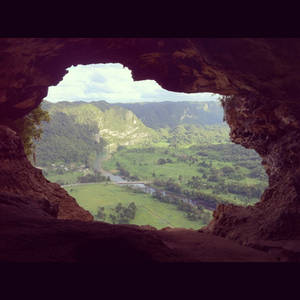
1,38,300,124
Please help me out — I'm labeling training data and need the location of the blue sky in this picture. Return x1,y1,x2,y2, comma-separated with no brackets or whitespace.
44,63,220,103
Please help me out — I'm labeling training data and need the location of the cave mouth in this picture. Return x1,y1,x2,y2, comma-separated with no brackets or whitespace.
31,63,268,230
4,38,300,261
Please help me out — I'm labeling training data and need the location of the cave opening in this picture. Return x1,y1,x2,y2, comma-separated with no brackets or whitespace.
31,62,268,229
4,38,300,261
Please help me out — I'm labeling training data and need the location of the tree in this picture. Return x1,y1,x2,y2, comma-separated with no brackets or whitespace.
109,202,137,224
157,158,167,165
11,103,50,161
128,202,136,211
153,191,164,200
96,207,106,220
115,203,123,213
221,166,235,175
110,214,117,224
178,175,183,183
127,202,137,219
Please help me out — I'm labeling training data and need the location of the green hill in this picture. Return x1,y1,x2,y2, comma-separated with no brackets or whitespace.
35,101,155,166
115,101,225,129
35,100,230,167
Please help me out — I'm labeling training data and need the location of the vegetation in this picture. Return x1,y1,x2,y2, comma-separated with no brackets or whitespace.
65,183,208,229
78,172,110,183
35,110,103,167
108,202,137,224
95,202,137,224
35,99,268,229
154,124,230,146
35,100,155,166
152,189,211,223
116,101,224,129
102,143,268,207
11,104,50,160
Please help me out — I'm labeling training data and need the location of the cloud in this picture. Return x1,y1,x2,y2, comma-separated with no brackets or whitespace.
90,73,107,83
44,63,221,103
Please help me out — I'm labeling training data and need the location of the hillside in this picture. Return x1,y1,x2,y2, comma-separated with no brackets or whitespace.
35,101,155,166
34,99,267,227
115,101,225,129
35,110,100,167
35,100,231,168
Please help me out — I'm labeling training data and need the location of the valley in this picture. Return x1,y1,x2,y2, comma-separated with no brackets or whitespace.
64,183,207,229
102,142,268,208
35,100,268,229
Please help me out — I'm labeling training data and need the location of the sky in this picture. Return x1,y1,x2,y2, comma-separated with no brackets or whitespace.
44,63,220,103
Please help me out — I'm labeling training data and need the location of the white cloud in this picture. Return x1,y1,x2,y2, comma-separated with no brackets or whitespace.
44,63,220,103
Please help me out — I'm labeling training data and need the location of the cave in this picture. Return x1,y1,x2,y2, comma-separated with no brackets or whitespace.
1,38,300,262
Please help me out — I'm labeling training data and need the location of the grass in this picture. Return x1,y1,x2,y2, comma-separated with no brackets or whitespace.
64,183,206,229
102,151,201,181
103,148,264,184
46,171,82,185
102,145,268,206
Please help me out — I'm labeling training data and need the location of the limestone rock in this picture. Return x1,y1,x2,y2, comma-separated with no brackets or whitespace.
203,95,300,253
1,38,300,261
0,125,93,221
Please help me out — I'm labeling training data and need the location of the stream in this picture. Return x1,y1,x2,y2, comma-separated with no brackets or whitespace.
94,152,215,211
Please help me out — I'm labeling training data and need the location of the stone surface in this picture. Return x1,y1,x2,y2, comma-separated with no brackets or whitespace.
202,94,300,255
0,125,93,221
1,38,300,124
0,208,276,262
1,38,300,261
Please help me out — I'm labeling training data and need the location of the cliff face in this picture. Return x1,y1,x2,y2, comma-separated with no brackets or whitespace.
1,38,300,261
0,124,274,262
204,94,300,249
0,125,93,221
2,38,300,125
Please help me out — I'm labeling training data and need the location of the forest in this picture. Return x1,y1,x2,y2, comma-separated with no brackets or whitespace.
28,100,268,227
102,142,268,208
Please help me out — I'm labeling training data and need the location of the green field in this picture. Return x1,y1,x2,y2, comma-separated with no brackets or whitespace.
103,150,200,181
102,143,268,206
65,183,209,229
46,171,82,185
34,100,269,229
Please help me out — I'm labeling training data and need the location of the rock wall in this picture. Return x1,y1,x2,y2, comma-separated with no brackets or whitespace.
0,125,93,221
2,38,300,124
1,38,300,256
204,94,300,251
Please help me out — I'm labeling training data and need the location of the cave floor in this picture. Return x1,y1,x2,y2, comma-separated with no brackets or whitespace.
0,214,277,263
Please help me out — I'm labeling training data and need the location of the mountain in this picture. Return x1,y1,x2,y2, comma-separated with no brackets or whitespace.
35,101,155,166
115,101,225,129
35,109,100,166
35,100,229,167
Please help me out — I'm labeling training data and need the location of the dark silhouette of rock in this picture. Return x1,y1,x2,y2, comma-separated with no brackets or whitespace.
0,125,93,221
203,94,300,257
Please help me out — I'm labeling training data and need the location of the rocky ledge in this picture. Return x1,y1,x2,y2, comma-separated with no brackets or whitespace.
0,202,276,262
202,95,300,260
0,125,93,221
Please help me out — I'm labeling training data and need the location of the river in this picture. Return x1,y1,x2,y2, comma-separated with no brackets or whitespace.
94,152,215,211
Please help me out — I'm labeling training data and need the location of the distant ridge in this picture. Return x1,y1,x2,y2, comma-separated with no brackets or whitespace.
43,100,225,129
114,101,225,129
36,100,155,166
36,100,229,166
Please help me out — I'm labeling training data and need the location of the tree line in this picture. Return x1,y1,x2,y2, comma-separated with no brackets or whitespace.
95,202,137,224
